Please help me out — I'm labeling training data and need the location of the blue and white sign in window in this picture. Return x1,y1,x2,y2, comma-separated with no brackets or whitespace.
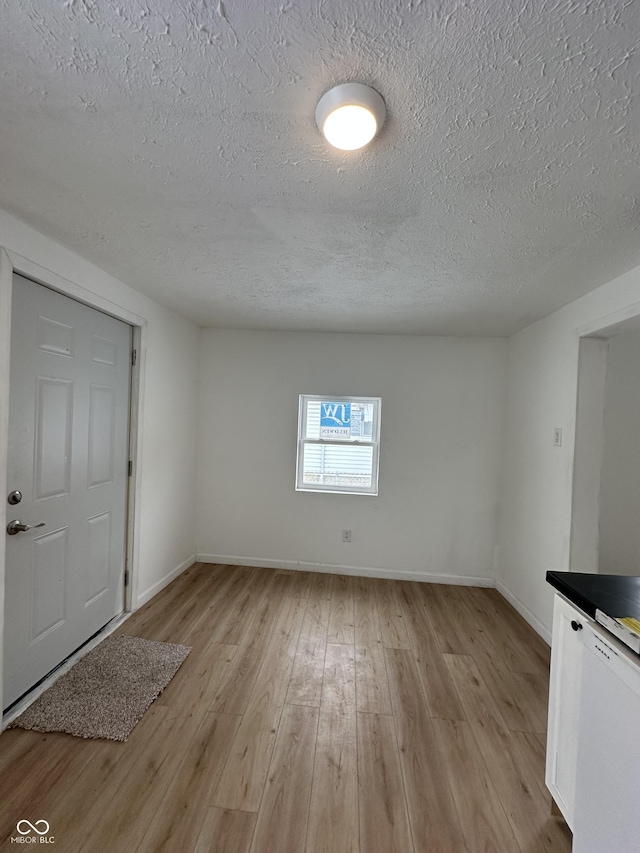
320,401,352,439
296,395,381,495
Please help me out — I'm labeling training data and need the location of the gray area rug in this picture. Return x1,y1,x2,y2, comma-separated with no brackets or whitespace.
9,635,191,742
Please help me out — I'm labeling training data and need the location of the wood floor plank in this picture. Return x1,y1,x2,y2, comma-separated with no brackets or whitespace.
511,730,550,800
418,583,473,655
465,587,550,674
445,653,570,852
210,592,288,715
433,717,521,853
445,584,504,660
384,648,469,853
179,567,253,645
286,586,331,707
321,643,356,708
194,808,257,853
187,566,261,646
354,576,382,646
0,728,85,806
118,563,216,640
355,643,393,715
394,581,466,720
306,703,358,853
285,634,326,707
157,641,237,710
327,574,356,645
0,731,101,847
53,709,230,853
446,587,550,732
271,569,313,598
357,712,414,853
139,572,230,644
515,729,570,845
213,597,306,811
0,727,46,773
68,701,214,852
306,570,335,602
34,702,175,851
482,588,550,667
485,666,549,734
375,579,411,650
531,730,549,758
2,700,170,847
249,704,318,853
135,711,241,853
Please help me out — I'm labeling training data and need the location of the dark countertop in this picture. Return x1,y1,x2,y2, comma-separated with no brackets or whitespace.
547,571,640,621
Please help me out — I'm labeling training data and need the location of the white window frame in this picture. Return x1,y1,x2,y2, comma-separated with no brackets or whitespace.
296,394,382,496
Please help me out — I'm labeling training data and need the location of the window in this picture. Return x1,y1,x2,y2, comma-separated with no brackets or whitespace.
296,395,381,495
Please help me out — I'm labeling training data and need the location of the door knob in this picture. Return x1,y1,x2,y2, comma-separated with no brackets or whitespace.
7,520,45,536
7,490,22,505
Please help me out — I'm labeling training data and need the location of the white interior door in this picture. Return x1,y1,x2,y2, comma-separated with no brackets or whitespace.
3,274,131,709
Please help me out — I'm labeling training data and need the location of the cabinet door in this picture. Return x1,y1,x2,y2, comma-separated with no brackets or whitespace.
545,593,589,830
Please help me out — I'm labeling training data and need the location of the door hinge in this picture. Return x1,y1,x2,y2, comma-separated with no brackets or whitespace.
128,460,133,477
131,349,137,366
124,568,129,586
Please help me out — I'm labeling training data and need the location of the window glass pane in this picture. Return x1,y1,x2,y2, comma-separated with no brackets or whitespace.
302,443,373,488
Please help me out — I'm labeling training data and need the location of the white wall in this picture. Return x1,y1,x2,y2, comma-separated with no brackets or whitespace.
0,208,200,638
599,331,640,576
497,263,640,641
197,329,507,583
131,304,200,603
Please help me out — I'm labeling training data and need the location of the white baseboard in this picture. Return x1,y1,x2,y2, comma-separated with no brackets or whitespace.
496,580,552,645
196,553,496,588
135,554,197,609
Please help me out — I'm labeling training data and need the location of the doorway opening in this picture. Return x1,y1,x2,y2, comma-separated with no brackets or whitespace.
571,312,640,577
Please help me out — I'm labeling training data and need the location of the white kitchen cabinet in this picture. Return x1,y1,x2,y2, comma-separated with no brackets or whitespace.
545,592,592,830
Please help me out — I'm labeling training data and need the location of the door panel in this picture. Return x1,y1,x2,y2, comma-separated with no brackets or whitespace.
85,511,111,605
37,316,74,357
34,377,73,500
88,384,115,487
91,334,117,366
31,527,68,641
4,274,131,709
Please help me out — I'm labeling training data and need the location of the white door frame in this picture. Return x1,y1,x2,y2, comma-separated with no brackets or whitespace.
0,246,147,717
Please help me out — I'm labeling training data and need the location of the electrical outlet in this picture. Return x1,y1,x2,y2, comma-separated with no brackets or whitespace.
342,529,352,543
554,427,562,447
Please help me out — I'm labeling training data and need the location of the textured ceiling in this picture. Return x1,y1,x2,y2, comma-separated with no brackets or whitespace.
1,0,639,335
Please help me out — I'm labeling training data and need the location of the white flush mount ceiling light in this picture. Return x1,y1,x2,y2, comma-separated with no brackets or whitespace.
315,83,386,151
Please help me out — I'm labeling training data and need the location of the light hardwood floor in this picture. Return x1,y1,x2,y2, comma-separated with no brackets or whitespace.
0,563,572,853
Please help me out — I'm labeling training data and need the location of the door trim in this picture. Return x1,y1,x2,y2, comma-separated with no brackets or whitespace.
0,247,146,719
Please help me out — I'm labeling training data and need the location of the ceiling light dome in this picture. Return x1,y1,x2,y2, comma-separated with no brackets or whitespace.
315,83,386,151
